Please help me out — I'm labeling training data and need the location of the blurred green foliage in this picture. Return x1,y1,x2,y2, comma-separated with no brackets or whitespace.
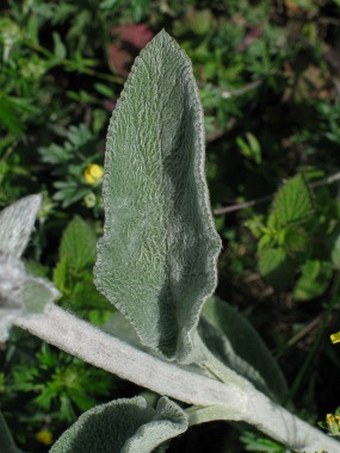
1,0,340,451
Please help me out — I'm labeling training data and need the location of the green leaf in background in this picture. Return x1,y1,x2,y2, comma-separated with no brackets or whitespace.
0,194,42,259
51,396,188,453
94,31,221,364
293,260,333,301
270,174,313,228
39,124,94,165
53,257,68,293
60,216,97,272
283,224,310,254
185,8,214,36
331,231,340,270
236,132,262,165
0,97,24,135
199,297,288,403
52,31,67,61
0,411,19,453
258,247,295,290
240,430,287,453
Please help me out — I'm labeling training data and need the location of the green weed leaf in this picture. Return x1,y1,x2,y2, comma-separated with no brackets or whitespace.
258,247,295,290
293,260,332,301
51,396,188,453
200,297,288,402
60,216,97,271
271,174,313,228
283,224,310,254
94,31,221,363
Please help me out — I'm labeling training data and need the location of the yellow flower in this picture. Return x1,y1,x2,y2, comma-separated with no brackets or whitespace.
83,163,104,185
326,413,340,436
35,428,53,445
330,331,340,344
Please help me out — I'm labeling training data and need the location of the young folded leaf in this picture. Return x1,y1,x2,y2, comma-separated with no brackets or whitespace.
94,30,221,364
51,396,188,453
0,196,59,341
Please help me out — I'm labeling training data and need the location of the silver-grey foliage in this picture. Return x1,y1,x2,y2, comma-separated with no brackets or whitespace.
0,194,42,258
0,194,59,341
94,30,221,364
50,396,188,453
4,32,339,453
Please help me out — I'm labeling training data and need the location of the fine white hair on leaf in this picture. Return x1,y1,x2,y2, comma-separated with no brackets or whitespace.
0,251,26,341
0,251,60,342
0,251,26,309
0,195,59,342
0,194,42,259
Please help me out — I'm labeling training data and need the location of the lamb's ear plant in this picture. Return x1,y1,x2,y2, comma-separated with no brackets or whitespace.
2,31,339,452
0,194,59,342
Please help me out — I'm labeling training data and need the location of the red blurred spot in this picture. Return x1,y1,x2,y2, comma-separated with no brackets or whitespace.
108,24,154,77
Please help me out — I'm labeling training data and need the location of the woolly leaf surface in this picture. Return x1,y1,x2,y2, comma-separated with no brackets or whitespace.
23,276,60,312
51,396,188,453
94,30,221,363
200,297,288,403
0,194,41,258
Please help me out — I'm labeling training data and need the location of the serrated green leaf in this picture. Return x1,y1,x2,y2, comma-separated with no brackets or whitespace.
283,224,310,254
293,260,332,301
94,31,221,364
271,175,313,228
60,216,97,271
0,194,42,258
50,396,188,453
53,257,68,291
72,279,112,311
258,247,295,290
199,297,288,403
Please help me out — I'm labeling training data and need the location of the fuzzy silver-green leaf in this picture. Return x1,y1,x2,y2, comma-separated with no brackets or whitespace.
200,297,288,403
0,194,41,258
94,30,221,363
51,396,188,453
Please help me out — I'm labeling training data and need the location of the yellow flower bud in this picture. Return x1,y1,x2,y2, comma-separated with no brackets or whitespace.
83,164,104,185
35,428,53,445
326,412,340,436
330,331,340,344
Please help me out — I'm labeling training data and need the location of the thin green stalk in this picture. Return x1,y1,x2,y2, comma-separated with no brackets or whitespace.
287,273,340,403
